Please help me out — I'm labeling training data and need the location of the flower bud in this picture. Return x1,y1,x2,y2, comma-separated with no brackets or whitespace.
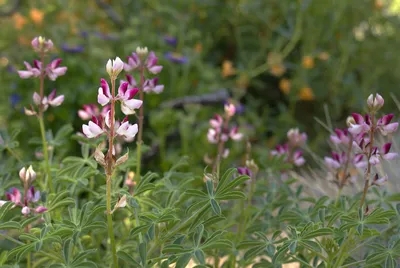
94,145,106,167
19,166,36,185
136,47,148,57
32,36,53,53
35,206,48,213
367,93,384,112
106,57,124,78
224,103,236,117
346,116,356,128
21,206,31,215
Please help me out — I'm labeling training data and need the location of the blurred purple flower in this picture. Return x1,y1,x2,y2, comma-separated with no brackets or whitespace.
163,35,177,47
164,52,188,64
10,93,22,108
61,44,84,53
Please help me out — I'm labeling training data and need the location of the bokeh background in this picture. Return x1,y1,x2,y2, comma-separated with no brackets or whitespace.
1,0,400,174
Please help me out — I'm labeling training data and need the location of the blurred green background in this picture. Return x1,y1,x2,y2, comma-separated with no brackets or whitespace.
1,0,400,172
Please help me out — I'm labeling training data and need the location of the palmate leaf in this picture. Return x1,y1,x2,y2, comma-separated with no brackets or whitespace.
7,243,35,262
176,253,193,268
117,251,141,267
0,201,14,220
0,221,21,230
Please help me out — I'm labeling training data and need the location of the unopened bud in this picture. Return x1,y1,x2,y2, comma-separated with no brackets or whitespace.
136,47,148,57
32,36,53,53
346,116,356,128
22,206,31,215
111,195,127,213
367,93,384,112
19,166,36,185
224,103,236,117
106,57,124,78
115,151,129,167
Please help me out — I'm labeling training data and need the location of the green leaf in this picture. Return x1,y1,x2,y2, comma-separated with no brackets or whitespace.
139,242,147,265
244,245,265,260
210,199,221,215
117,251,141,266
0,202,14,220
215,168,237,194
194,249,206,264
216,191,246,200
0,221,21,230
219,175,250,195
130,225,150,237
185,189,207,199
302,228,333,239
176,253,192,268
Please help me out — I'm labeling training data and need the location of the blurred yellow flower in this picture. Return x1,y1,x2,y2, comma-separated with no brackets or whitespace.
13,13,27,30
302,56,315,69
128,171,135,180
30,8,44,25
222,60,236,77
318,52,330,61
0,57,9,67
298,87,314,101
270,64,286,77
194,43,203,53
279,79,291,95
374,0,383,10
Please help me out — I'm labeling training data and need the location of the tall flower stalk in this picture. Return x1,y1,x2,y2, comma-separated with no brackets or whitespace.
124,47,164,184
82,57,141,268
18,37,67,192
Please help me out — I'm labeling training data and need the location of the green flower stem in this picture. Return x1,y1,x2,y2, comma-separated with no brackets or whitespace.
135,66,145,184
38,51,53,193
360,114,375,208
331,228,355,268
38,115,53,193
106,175,118,268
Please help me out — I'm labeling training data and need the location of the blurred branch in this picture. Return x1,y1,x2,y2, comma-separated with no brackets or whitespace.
161,89,230,109
94,0,123,29
0,0,21,16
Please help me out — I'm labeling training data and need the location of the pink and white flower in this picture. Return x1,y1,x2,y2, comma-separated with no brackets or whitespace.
376,114,399,136
143,77,164,94
106,57,124,77
145,51,163,74
46,58,67,81
116,118,138,140
98,78,112,106
82,116,104,138
348,113,371,135
18,61,41,79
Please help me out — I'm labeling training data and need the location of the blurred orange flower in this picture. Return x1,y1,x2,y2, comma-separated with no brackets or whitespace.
222,60,236,78
318,52,330,61
279,79,291,95
30,8,44,25
374,0,383,10
267,52,286,77
298,87,314,101
302,56,315,69
18,36,31,46
194,43,203,53
270,64,286,77
13,13,27,30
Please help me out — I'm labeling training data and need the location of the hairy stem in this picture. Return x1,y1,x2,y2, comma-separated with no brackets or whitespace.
106,78,118,268
38,51,53,192
135,67,145,184
360,114,375,208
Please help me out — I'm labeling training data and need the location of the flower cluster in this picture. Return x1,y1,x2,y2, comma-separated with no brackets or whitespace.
0,166,47,215
207,103,243,157
271,128,307,167
25,89,64,116
17,37,66,116
18,58,67,81
325,94,399,189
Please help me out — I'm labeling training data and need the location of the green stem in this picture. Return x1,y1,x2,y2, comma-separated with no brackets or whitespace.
134,207,143,244
38,116,53,193
332,228,355,268
335,188,342,207
135,66,145,184
106,176,118,268
360,114,375,208
27,250,31,268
